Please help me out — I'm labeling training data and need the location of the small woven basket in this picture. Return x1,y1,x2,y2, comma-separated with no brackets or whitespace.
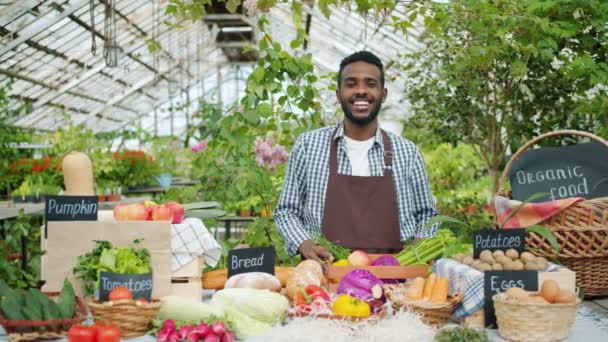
87,299,161,338
496,130,608,297
0,292,87,342
384,284,463,326
493,293,580,342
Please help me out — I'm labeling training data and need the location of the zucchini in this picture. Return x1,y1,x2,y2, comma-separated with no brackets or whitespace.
56,279,77,319
22,290,44,321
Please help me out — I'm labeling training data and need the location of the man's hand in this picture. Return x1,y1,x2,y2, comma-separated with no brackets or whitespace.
298,240,334,263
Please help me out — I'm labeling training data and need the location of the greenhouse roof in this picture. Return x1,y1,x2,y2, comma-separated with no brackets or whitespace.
0,0,424,135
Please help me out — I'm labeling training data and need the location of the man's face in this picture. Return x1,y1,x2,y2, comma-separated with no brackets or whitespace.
336,61,387,127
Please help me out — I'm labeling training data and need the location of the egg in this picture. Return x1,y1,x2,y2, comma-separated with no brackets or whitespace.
506,287,529,300
540,280,560,303
554,289,577,304
520,294,550,305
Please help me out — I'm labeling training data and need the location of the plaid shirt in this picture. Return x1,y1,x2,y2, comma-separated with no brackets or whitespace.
274,122,440,256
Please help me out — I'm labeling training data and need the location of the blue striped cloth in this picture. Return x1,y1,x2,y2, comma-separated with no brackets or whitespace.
274,122,440,256
433,258,562,318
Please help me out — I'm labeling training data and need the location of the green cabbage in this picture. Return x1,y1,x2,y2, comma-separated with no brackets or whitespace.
211,288,289,338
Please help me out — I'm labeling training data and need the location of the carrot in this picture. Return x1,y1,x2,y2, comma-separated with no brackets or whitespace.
405,277,425,300
430,277,449,303
422,273,437,300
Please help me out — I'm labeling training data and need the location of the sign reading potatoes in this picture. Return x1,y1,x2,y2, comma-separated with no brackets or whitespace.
508,142,608,202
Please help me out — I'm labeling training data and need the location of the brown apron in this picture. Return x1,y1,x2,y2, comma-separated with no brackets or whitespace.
321,128,403,254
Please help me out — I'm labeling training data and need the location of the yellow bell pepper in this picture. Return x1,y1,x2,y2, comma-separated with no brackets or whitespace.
333,259,350,266
332,294,371,317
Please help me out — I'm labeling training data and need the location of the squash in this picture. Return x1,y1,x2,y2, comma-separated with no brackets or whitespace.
62,151,95,195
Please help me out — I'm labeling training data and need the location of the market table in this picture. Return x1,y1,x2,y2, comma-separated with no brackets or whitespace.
2,304,607,341
0,197,150,221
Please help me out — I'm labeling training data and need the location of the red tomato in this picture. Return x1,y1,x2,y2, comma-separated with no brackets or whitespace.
135,297,148,304
68,324,97,342
108,286,133,301
95,322,121,342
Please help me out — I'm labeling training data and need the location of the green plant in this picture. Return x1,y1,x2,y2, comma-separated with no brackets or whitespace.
402,0,608,193
0,211,44,289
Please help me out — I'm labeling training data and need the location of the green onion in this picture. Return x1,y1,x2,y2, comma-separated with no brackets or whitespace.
314,234,352,260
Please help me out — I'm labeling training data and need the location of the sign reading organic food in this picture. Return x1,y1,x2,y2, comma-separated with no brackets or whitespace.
44,195,98,237
507,141,608,202
228,246,275,278
473,229,525,258
484,271,538,328
99,271,153,302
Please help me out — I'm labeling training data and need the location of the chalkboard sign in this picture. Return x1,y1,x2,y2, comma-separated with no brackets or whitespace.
228,247,275,278
508,141,608,202
45,195,98,221
44,195,98,238
484,271,538,328
473,229,525,258
99,271,153,302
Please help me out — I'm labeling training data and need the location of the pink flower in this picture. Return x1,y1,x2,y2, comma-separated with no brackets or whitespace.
191,140,208,152
253,136,289,171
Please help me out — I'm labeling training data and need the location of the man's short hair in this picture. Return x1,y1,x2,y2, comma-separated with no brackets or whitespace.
338,51,385,88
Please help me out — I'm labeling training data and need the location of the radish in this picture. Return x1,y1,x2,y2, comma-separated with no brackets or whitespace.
196,323,211,338
177,325,194,339
186,332,200,342
203,333,220,342
221,331,236,342
210,321,227,336
156,328,171,342
162,320,176,333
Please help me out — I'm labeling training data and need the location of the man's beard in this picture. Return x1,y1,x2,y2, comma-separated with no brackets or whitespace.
341,98,382,127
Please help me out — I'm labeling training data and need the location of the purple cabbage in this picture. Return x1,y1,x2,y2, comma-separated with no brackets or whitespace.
371,255,401,284
337,269,384,301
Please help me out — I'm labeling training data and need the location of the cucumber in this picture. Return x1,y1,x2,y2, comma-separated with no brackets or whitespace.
29,289,61,320
0,279,16,301
22,290,44,321
56,279,77,319
0,296,24,320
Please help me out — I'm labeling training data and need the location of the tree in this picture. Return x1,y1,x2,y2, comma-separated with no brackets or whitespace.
401,0,608,193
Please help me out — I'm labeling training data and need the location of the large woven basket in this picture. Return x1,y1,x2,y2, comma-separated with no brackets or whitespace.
496,130,608,297
88,299,161,338
384,284,463,326
493,293,580,342
0,292,87,342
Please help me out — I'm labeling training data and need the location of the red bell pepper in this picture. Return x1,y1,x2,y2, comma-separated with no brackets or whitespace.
294,285,331,312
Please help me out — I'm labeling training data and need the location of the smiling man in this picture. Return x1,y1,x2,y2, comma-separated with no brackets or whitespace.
274,51,439,262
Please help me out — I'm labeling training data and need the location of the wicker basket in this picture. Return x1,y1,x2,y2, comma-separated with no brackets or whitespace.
493,293,580,342
496,130,608,297
88,299,161,338
384,284,463,326
0,292,87,342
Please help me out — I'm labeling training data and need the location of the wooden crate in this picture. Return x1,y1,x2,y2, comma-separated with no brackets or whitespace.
326,254,430,294
171,277,202,300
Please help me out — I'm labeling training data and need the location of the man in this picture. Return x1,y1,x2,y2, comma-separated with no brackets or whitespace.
274,51,439,262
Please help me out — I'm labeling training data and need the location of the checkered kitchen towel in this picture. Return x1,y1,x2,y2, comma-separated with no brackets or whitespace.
433,258,562,318
171,217,222,272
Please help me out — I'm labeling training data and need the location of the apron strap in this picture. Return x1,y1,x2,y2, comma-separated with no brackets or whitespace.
329,127,394,175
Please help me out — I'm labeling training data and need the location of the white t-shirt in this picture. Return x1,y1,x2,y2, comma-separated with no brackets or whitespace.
343,136,375,176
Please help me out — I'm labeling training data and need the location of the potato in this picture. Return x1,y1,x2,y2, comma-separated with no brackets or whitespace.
462,256,474,266
525,261,541,270
479,263,493,272
496,255,512,265
520,252,536,263
479,250,495,264
505,249,519,260
492,263,504,271
535,257,548,270
502,261,516,270
492,250,505,259
452,253,466,263
512,260,525,270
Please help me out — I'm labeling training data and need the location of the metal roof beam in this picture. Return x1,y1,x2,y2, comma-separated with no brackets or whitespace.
0,0,42,27
81,60,182,124
0,0,89,57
